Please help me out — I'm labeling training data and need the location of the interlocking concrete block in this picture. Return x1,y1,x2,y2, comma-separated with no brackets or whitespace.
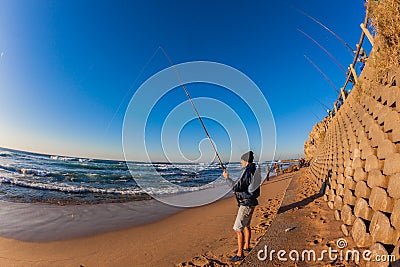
361,146,376,160
390,199,400,230
344,150,351,161
344,189,357,206
354,198,374,221
345,177,356,190
333,164,338,173
334,210,341,221
355,181,372,199
345,166,355,177
366,243,390,267
338,165,344,174
388,173,400,199
369,187,394,213
345,158,352,168
377,139,397,160
338,156,344,166
384,86,399,107
377,106,392,126
388,113,400,142
337,184,345,196
334,195,343,210
383,109,400,133
327,188,335,201
376,105,387,125
369,124,386,148
341,224,349,236
354,148,361,158
351,218,373,247
383,153,400,175
328,201,334,210
354,167,367,182
362,117,374,134
392,239,400,267
365,155,383,172
342,204,356,225
331,179,338,190
350,142,359,155
370,211,399,245
367,170,389,189
352,157,365,169
359,134,370,146
337,173,345,184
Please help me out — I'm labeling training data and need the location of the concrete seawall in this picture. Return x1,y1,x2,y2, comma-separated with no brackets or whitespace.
305,60,400,264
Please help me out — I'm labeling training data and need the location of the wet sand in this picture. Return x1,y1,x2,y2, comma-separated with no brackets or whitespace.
0,173,293,267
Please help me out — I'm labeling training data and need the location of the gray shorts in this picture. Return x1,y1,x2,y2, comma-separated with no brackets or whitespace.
233,205,255,232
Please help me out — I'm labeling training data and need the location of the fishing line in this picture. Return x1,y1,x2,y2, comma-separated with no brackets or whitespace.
304,54,340,94
298,29,346,73
103,46,163,137
293,6,355,56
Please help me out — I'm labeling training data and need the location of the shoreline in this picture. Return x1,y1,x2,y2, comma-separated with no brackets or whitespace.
0,182,236,242
0,173,294,266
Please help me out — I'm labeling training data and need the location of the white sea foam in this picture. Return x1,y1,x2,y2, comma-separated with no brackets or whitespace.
20,168,49,177
0,176,145,195
50,155,77,161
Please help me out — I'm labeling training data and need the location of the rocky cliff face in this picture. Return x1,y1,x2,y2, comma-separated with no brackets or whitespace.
305,1,400,263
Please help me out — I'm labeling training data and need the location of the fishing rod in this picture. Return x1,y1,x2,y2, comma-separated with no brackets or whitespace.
298,29,346,74
304,54,340,94
160,47,226,170
293,6,355,56
310,110,321,121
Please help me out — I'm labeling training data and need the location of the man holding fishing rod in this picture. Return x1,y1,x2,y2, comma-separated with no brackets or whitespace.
223,151,260,262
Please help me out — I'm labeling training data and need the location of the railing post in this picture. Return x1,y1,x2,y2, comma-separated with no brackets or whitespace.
360,23,375,46
340,87,347,101
350,64,358,83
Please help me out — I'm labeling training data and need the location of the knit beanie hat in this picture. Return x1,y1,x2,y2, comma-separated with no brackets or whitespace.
241,151,254,163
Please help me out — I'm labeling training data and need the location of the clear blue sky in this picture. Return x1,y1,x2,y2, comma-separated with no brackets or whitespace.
0,0,367,161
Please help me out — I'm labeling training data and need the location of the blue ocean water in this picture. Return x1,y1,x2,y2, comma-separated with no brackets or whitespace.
0,147,248,205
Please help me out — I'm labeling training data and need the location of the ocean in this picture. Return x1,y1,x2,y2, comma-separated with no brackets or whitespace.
0,147,245,205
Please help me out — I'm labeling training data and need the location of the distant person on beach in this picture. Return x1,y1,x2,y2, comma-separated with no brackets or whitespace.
298,158,305,168
273,161,280,175
223,151,260,262
265,164,273,181
358,47,368,71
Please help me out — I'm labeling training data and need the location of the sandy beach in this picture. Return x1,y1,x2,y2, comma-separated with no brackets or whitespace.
0,173,293,267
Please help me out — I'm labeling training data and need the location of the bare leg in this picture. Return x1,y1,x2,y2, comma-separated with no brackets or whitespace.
235,230,244,257
243,226,251,250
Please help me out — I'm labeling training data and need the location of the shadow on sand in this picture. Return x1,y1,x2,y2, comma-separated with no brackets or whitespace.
277,169,332,215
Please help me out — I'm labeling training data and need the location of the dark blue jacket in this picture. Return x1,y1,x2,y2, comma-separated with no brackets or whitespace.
227,163,259,206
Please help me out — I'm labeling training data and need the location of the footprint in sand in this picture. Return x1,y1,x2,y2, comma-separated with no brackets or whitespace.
307,235,324,246
307,211,319,219
319,216,328,224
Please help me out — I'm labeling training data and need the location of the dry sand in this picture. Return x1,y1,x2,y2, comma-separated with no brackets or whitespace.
0,173,293,267
242,168,358,267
